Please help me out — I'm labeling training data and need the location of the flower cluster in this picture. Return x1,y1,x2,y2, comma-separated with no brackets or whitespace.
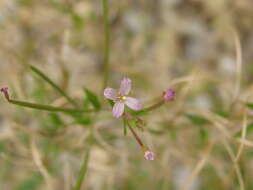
104,77,175,160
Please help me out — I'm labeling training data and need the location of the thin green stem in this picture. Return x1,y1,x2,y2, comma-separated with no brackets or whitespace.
8,99,87,113
127,121,144,147
123,118,127,136
72,150,90,190
102,0,110,90
142,99,165,112
30,65,79,108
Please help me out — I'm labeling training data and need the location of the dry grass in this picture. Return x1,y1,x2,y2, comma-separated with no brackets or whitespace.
1,0,253,190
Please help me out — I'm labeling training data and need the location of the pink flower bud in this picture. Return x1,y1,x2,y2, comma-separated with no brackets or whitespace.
0,87,9,100
144,150,155,160
163,88,175,101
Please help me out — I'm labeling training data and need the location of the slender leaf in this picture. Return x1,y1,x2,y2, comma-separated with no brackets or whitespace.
131,109,148,116
48,113,64,126
84,88,101,111
128,119,138,128
72,150,90,190
30,65,79,108
107,99,114,107
246,103,253,110
185,113,209,142
66,112,91,126
43,113,65,136
185,113,209,126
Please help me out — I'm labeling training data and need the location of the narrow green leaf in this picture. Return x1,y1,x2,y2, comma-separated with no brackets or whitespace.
107,99,114,107
30,65,79,108
84,88,101,111
246,103,253,110
131,109,148,116
72,150,90,190
43,113,65,136
148,129,164,135
48,113,64,126
128,119,138,128
71,13,84,30
185,113,209,143
199,127,209,142
74,117,91,126
185,113,209,126
66,112,91,126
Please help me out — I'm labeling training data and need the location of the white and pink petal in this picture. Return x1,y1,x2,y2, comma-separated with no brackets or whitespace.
119,77,131,95
104,88,117,100
125,97,142,110
112,102,125,118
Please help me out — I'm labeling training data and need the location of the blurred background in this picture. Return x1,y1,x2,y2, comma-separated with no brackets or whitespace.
1,0,253,189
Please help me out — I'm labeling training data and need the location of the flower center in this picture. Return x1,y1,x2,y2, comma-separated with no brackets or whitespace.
117,95,126,102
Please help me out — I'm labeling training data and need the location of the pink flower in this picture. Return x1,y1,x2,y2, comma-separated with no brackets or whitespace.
104,77,142,118
144,150,155,160
0,87,9,100
163,88,175,101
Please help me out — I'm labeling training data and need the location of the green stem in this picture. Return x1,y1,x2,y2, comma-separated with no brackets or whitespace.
102,0,110,89
72,150,90,190
8,99,87,113
142,99,165,112
123,118,127,136
30,65,79,108
127,121,144,147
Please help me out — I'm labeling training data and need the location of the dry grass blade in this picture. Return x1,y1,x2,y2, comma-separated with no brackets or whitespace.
222,139,245,190
235,111,248,162
233,29,242,102
179,142,214,190
30,137,54,190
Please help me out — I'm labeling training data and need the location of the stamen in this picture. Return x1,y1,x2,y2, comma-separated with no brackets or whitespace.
116,95,127,102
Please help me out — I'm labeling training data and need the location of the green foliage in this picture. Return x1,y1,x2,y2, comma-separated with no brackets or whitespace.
128,119,138,128
48,113,64,126
66,112,91,126
71,13,84,30
107,99,114,107
185,113,209,143
84,88,101,111
130,110,148,116
246,103,253,110
148,129,164,135
18,132,30,145
16,173,43,190
48,0,84,30
185,113,209,126
72,150,90,190
0,141,6,153
30,65,79,108
42,113,65,136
